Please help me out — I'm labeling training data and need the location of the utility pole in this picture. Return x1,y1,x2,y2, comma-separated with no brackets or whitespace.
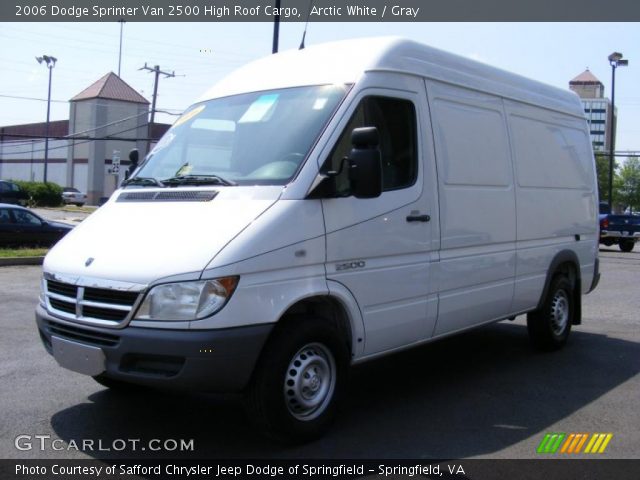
272,0,280,53
117,20,125,77
139,63,176,152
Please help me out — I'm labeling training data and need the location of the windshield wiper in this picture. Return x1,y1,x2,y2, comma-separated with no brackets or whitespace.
161,174,237,187
121,176,165,187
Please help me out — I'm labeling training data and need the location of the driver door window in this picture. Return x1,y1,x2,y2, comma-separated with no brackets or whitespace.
327,96,417,195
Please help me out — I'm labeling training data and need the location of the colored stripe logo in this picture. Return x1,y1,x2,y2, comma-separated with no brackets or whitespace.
537,433,613,454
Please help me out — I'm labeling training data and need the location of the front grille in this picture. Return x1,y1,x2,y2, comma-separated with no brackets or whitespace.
83,305,129,322
49,298,75,315
48,280,77,297
46,320,120,347
84,287,139,305
45,279,141,327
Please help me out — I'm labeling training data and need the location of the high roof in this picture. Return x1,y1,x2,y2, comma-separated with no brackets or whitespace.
71,72,149,104
199,37,583,118
570,69,603,85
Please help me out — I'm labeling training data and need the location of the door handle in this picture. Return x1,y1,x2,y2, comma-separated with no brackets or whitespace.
406,214,430,222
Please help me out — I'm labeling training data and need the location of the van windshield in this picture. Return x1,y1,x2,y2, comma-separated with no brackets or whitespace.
132,84,349,186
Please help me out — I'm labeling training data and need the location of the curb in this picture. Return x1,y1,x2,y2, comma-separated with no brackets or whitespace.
0,257,44,267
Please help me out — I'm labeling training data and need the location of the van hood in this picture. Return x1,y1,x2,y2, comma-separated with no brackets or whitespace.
44,187,281,285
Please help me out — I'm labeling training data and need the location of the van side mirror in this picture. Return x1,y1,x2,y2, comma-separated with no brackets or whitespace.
128,149,139,165
125,149,140,181
349,127,382,199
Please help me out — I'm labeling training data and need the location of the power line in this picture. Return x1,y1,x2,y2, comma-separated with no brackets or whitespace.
0,94,67,104
1,111,151,148
2,122,150,156
67,111,149,138
2,132,153,142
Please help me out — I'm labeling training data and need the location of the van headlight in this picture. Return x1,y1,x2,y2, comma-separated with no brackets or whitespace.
134,277,238,321
39,277,47,307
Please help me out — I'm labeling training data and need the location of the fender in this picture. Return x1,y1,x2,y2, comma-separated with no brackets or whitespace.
326,279,367,359
536,250,582,325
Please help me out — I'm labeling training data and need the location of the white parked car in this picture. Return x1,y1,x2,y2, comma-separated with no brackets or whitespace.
61,187,87,207
37,38,599,442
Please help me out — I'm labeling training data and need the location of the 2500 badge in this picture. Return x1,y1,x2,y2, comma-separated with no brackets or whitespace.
335,260,366,271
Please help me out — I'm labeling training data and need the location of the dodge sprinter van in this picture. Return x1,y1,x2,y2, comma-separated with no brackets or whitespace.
36,38,600,441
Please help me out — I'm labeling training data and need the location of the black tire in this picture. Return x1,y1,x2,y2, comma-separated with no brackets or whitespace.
527,275,573,351
244,317,349,443
619,240,635,252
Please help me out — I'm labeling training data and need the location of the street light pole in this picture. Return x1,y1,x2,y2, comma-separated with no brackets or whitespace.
118,20,126,77
607,52,628,213
36,55,57,184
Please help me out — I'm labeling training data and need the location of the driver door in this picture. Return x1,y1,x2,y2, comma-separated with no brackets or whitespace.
321,80,438,356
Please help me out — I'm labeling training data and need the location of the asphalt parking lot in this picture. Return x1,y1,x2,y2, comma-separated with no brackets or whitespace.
32,207,93,225
0,248,638,460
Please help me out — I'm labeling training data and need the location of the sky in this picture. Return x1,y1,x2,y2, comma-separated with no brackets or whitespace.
0,21,639,151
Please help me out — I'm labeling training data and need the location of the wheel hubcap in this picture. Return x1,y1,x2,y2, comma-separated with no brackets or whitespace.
550,290,570,336
284,343,336,421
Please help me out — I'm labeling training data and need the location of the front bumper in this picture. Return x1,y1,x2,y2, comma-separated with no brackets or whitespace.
36,304,272,392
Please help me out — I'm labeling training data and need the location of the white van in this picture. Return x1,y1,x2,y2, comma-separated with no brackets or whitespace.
36,38,600,441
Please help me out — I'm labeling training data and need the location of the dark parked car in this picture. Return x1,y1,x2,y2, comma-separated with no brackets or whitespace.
0,180,29,206
0,204,73,247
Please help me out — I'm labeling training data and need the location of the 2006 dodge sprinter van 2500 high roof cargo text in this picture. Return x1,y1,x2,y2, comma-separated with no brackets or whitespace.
36,38,600,442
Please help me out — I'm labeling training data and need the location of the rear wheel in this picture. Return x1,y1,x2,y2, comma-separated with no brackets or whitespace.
619,240,635,252
244,317,349,443
527,275,573,351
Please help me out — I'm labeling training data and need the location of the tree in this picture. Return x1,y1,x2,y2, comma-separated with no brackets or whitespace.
594,153,616,204
613,156,640,213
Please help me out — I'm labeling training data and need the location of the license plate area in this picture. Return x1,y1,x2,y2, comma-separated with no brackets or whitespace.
51,336,106,376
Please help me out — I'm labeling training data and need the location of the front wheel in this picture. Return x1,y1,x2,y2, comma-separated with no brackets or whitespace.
527,275,573,351
619,240,635,252
244,317,349,443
